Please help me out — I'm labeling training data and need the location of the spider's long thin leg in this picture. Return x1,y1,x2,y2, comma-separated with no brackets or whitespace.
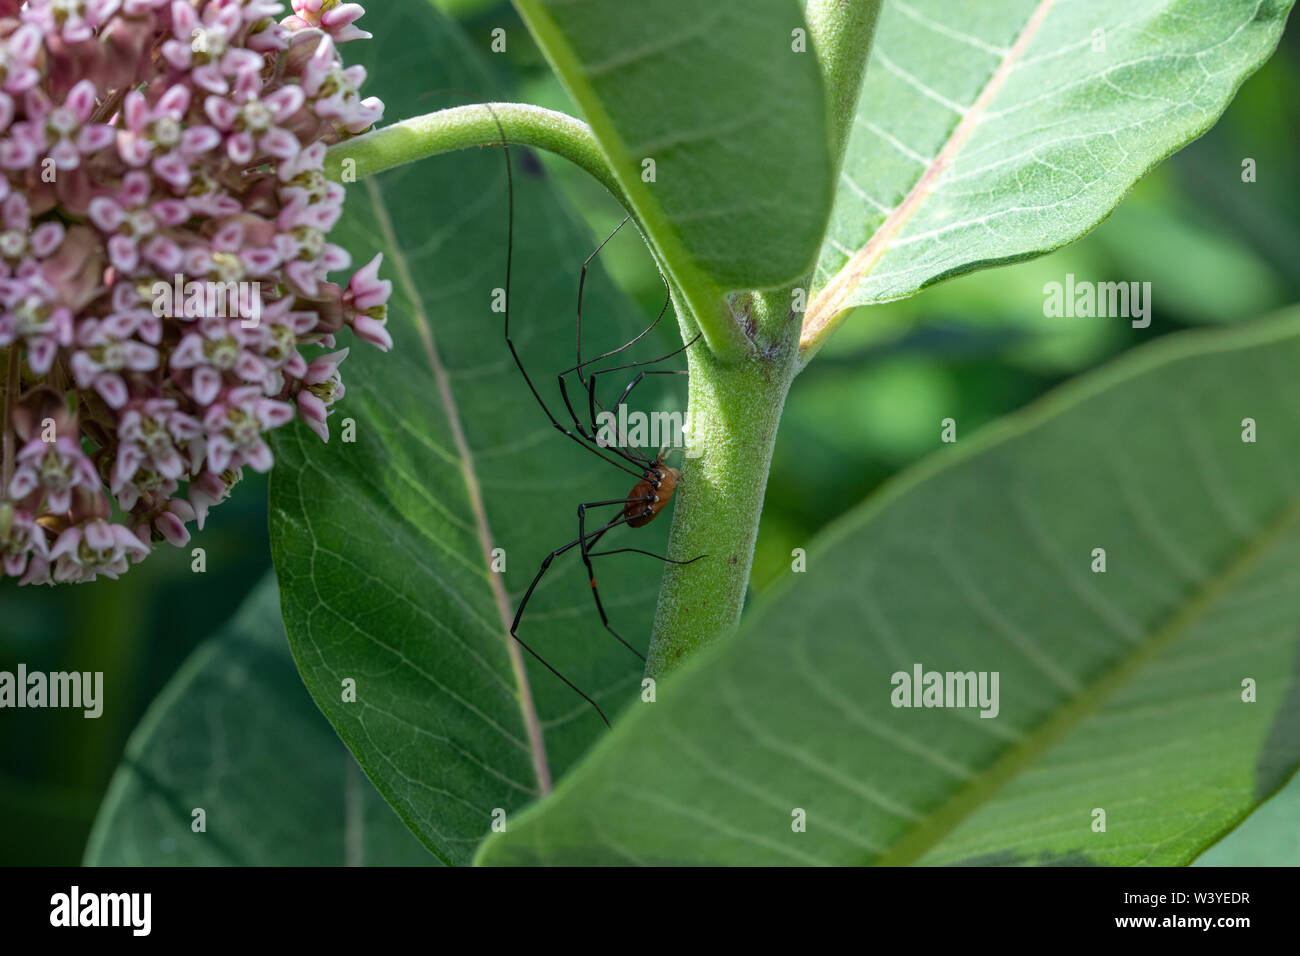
586,331,701,396
583,368,689,451
573,231,673,387
587,546,708,565
604,368,688,413
552,236,675,465
562,328,700,457
584,333,701,437
510,504,650,727
556,362,654,466
575,215,630,379
492,122,648,480
576,498,659,663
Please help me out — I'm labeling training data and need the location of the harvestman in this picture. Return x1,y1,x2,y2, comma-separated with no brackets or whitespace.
491,125,705,726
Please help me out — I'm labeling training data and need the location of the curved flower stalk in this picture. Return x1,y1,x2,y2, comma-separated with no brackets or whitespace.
0,0,392,586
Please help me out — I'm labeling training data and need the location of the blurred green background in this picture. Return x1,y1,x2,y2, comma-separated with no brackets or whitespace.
2,3,1296,864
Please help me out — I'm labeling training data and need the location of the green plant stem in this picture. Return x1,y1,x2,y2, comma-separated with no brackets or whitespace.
645,309,800,677
796,0,883,371
324,102,628,210
805,0,884,180
646,2,883,673
326,101,751,366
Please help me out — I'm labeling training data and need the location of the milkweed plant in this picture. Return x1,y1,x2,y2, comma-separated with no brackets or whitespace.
9,0,1300,869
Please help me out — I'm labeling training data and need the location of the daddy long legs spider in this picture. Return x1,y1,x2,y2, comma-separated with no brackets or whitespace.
490,124,705,728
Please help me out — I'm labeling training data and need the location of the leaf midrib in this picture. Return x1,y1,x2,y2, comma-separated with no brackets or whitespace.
875,493,1300,865
800,0,1058,363
512,0,751,360
366,177,553,795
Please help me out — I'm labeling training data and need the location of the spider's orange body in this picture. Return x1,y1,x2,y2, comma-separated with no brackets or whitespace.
624,457,681,528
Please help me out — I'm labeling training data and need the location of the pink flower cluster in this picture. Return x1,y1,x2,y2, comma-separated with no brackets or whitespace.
0,0,392,586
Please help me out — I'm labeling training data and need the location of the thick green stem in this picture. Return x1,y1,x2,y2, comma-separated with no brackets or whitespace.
806,0,884,176
797,0,883,369
324,102,628,208
645,305,800,677
645,3,882,673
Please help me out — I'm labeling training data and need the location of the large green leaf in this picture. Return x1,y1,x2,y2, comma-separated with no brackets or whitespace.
515,0,833,296
1193,768,1300,864
479,307,1300,865
270,1,678,865
804,0,1294,352
84,576,434,866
